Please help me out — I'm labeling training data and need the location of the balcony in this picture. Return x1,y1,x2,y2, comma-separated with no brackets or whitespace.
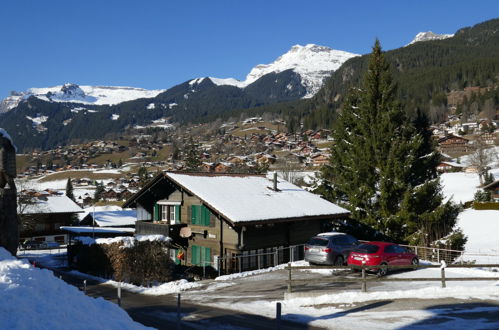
135,221,188,246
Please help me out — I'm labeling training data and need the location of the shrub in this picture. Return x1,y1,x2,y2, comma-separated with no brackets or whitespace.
72,239,175,286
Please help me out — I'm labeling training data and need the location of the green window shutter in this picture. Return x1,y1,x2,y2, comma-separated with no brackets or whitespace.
203,247,211,266
191,205,197,224
175,205,180,224
191,245,199,265
201,205,211,226
191,205,198,225
153,204,159,221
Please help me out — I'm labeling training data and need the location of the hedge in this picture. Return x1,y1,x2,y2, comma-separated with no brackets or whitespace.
70,240,174,286
473,202,499,210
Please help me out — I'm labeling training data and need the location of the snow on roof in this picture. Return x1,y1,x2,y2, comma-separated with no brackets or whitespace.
21,195,83,214
166,172,349,223
0,248,146,329
87,210,137,227
74,234,170,248
60,226,135,234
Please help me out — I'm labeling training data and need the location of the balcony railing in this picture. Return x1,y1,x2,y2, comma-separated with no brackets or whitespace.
135,221,187,242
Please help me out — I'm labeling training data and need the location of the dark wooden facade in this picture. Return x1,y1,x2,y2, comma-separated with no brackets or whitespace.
125,173,349,273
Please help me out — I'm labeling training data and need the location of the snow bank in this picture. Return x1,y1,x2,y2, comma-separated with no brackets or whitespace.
76,234,171,248
0,248,146,329
69,271,202,295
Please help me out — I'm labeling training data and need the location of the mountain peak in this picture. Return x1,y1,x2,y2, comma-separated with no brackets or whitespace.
408,31,454,45
207,43,358,98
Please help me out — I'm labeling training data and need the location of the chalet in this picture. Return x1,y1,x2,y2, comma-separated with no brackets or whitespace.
483,180,499,202
123,172,349,273
310,153,330,167
438,134,470,153
213,162,232,173
201,162,214,172
436,161,465,173
19,195,83,244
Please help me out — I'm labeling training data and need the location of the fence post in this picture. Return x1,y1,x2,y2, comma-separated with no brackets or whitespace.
274,249,278,266
177,293,181,330
361,263,367,293
437,249,440,263
117,282,121,306
238,256,242,273
441,267,446,288
287,262,292,293
276,302,282,330
258,254,261,270
83,280,87,293
289,246,293,263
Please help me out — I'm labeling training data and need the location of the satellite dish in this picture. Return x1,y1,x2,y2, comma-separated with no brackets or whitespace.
180,227,192,238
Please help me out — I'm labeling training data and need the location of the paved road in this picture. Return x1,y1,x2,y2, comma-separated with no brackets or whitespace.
53,269,322,330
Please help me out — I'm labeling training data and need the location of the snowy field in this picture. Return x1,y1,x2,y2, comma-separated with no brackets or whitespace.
0,248,147,329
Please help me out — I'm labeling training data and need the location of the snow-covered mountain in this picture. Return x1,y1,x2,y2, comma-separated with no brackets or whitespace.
0,83,165,113
206,44,359,98
407,31,454,46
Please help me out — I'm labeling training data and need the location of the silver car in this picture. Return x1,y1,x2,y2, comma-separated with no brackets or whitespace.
304,232,359,265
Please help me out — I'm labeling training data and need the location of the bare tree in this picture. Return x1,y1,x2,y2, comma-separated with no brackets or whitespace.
469,137,498,185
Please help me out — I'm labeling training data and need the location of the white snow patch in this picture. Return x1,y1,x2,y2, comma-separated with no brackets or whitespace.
111,114,120,120
0,248,146,329
440,172,481,203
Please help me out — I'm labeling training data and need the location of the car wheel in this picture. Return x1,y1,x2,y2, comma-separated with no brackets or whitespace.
411,258,419,269
377,262,388,277
334,256,344,266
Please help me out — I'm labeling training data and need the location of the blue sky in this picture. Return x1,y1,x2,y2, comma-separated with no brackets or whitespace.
0,1,498,98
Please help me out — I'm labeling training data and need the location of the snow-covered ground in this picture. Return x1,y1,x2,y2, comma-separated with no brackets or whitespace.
440,172,480,204
457,209,499,263
0,248,146,329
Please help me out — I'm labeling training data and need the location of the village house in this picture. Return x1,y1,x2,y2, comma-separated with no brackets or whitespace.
436,161,465,173
18,192,83,244
438,134,470,154
123,172,349,273
483,180,499,202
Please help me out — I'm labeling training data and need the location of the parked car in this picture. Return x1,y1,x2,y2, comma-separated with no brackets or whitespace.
39,241,60,249
347,241,419,276
304,232,359,265
21,240,43,250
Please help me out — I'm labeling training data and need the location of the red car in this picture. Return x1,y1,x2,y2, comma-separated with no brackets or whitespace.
347,242,419,276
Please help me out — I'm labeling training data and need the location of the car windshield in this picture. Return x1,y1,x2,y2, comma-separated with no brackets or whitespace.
307,237,329,246
354,244,379,254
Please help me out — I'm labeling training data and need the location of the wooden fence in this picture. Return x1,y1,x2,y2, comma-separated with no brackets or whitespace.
285,263,499,293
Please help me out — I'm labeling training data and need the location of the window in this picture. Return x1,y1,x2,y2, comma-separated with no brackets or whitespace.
384,245,396,253
154,204,180,224
191,205,211,226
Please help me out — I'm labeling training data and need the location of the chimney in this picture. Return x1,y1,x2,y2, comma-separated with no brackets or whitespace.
273,171,278,191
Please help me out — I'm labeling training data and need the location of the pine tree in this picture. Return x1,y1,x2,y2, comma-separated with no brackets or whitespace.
184,137,202,171
319,40,463,248
66,177,75,202
94,181,104,202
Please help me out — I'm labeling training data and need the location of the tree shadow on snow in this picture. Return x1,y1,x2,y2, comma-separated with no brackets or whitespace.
398,302,499,329
285,300,393,323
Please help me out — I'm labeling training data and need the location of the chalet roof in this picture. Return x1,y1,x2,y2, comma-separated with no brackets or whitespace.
20,196,83,215
60,226,135,234
83,210,137,227
483,180,499,190
165,172,349,224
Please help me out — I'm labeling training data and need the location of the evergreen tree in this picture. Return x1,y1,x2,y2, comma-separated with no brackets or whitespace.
94,181,105,202
319,40,463,248
138,166,149,187
184,137,202,171
66,177,75,202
